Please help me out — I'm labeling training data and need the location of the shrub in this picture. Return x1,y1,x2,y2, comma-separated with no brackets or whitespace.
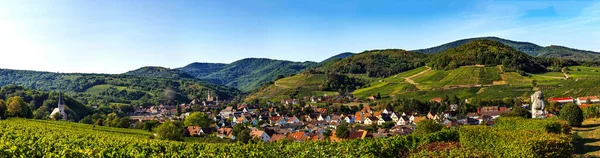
460,126,573,158
154,121,183,141
559,103,584,127
409,147,492,158
500,106,531,118
494,117,570,134
414,119,445,134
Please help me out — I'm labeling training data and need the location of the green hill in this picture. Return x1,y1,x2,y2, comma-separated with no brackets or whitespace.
538,45,600,61
330,49,427,78
179,58,317,92
124,66,194,79
245,73,338,102
414,36,600,61
427,39,546,72
321,52,355,63
0,68,240,107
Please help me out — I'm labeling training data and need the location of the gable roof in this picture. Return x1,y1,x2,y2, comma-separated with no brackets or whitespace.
250,130,266,138
287,132,306,141
270,134,287,142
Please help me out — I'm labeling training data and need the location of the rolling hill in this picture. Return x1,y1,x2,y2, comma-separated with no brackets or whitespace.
124,66,194,79
0,68,240,106
248,40,600,103
330,49,427,78
180,58,318,92
414,36,600,61
427,39,546,72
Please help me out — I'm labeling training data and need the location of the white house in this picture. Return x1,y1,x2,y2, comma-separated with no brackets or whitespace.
250,130,271,142
577,96,600,105
396,116,410,126
364,117,377,125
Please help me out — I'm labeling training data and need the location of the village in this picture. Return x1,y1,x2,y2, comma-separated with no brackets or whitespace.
123,91,600,143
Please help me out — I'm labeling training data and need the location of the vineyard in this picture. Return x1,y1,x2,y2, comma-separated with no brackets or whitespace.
0,118,574,157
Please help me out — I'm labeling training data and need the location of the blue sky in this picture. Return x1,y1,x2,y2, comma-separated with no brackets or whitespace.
0,0,599,74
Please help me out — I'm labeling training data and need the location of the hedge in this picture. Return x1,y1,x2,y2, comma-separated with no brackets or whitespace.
494,117,571,134
459,126,573,158
409,147,493,158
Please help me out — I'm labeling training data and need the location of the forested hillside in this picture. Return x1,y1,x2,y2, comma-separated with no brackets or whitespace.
427,40,546,72
124,66,194,79
330,49,426,78
0,85,92,121
180,58,317,92
0,69,240,107
414,36,600,61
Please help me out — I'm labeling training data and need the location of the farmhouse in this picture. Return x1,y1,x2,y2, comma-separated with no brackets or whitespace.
548,97,574,104
577,96,600,105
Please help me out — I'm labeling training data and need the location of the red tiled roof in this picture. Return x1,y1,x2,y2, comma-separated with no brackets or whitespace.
579,104,593,109
270,134,287,142
287,132,305,141
579,96,599,101
549,97,573,101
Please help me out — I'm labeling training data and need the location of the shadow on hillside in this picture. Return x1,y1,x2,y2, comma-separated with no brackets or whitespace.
574,138,600,155
580,123,600,129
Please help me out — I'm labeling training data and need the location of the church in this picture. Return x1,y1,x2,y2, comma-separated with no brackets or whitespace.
50,92,68,120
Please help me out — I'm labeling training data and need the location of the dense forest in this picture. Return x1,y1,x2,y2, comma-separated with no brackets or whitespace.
0,69,240,107
427,40,546,72
123,66,195,79
331,49,426,78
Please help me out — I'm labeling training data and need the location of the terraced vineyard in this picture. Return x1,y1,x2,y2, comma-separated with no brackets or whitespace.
566,66,600,78
246,73,338,102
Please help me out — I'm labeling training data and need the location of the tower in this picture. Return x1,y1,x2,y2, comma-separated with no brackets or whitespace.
207,90,214,102
57,91,67,120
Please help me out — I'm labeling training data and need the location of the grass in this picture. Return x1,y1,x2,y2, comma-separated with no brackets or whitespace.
478,67,502,84
502,72,532,86
352,67,428,98
395,66,428,78
568,66,600,79
573,118,600,157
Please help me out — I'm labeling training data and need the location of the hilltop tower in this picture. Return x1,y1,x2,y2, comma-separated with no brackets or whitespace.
207,90,214,102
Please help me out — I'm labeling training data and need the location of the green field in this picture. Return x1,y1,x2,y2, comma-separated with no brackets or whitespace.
567,66,600,78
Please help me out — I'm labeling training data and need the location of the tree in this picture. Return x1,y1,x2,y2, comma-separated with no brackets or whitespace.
143,120,160,132
414,119,444,134
115,118,132,128
335,122,350,139
323,129,332,140
155,120,183,141
232,124,251,143
6,96,29,118
559,103,584,127
376,92,382,99
0,100,6,119
176,104,182,116
80,116,94,124
184,112,211,128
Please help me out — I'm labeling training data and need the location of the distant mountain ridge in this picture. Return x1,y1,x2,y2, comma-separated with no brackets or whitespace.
414,37,600,61
124,66,194,79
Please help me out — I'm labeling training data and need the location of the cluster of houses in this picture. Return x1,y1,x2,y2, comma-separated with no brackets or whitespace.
182,101,522,143
128,93,543,143
180,105,422,143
